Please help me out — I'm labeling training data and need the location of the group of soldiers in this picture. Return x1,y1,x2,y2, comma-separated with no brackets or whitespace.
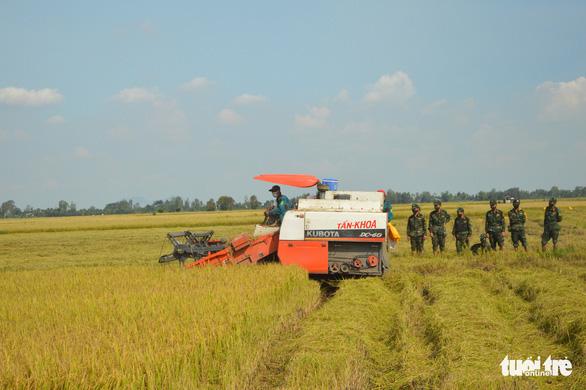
406,198,563,255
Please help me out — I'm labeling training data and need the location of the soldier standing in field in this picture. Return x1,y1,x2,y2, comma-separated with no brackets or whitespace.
485,200,505,250
407,203,426,254
542,198,562,251
508,199,527,251
428,199,451,254
452,207,472,254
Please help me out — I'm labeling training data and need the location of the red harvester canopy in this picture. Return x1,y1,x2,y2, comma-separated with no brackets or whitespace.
253,174,320,188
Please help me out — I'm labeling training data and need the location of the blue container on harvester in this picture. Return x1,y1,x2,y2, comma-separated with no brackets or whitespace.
321,178,339,191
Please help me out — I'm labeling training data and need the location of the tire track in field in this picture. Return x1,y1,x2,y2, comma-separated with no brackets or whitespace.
431,263,584,389
243,281,338,389
377,272,449,388
504,251,586,288
487,267,586,365
381,259,578,389
473,266,586,388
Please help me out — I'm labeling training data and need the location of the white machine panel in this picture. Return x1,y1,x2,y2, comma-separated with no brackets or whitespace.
324,191,384,203
304,211,387,240
297,199,382,213
279,211,305,240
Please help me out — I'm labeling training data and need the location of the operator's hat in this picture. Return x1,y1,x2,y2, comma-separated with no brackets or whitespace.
269,185,281,192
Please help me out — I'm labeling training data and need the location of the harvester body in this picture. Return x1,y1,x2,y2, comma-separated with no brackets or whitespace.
161,175,389,277
278,191,387,276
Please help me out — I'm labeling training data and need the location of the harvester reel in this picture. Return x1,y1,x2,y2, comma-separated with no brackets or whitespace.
159,230,227,265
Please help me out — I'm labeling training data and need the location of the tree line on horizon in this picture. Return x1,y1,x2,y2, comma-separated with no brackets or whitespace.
1,186,585,218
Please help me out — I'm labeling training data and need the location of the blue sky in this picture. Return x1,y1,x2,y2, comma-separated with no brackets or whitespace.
1,1,585,208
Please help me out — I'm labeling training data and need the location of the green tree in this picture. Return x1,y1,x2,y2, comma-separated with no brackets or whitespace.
249,195,261,209
1,200,18,218
191,198,203,210
216,196,235,211
206,198,216,211
58,200,69,214
104,199,133,214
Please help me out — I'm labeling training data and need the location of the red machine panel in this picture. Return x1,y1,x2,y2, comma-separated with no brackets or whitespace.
278,240,328,274
185,232,279,269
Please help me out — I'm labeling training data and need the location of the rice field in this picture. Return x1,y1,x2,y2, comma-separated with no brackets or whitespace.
1,199,585,388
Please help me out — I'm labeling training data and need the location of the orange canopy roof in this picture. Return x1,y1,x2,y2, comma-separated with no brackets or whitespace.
253,174,320,188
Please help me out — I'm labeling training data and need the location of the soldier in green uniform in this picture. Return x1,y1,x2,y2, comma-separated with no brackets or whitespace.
508,199,527,251
407,203,426,254
485,200,505,250
452,207,472,254
428,199,451,254
542,198,562,251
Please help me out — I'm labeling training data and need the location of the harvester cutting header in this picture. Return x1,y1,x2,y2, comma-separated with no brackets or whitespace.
159,174,397,277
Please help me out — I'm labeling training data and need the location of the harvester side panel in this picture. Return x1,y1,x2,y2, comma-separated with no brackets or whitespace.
185,232,280,269
278,240,329,274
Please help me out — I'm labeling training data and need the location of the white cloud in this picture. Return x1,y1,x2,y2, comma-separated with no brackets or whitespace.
181,77,212,91
295,106,331,128
114,87,158,103
536,76,586,119
422,99,448,114
0,87,63,106
46,115,65,124
364,71,415,103
218,108,244,125
234,93,266,105
74,146,91,159
334,89,350,102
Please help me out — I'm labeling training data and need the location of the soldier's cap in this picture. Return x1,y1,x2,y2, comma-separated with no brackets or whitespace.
513,198,520,204
269,185,281,192
433,199,441,206
457,207,464,212
489,199,497,206
411,203,420,210
549,197,557,203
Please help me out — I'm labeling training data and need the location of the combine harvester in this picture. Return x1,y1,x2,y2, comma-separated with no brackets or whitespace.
160,174,392,277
